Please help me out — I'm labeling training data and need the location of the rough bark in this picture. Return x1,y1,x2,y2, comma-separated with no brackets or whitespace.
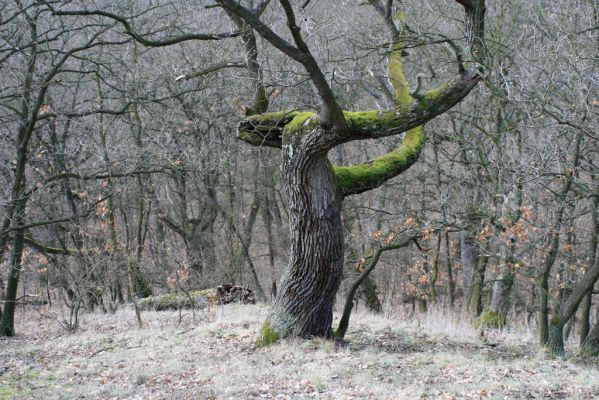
262,132,345,340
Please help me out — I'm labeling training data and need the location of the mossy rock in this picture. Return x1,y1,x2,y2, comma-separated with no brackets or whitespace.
138,290,211,311
475,310,506,329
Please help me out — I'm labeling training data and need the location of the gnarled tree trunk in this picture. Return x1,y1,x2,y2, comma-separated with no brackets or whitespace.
266,136,344,338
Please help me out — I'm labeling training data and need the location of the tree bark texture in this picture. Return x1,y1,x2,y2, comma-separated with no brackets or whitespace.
265,128,344,338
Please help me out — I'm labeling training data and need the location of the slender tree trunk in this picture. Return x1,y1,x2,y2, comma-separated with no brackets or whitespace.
261,177,278,301
579,290,593,345
97,78,125,306
445,232,455,308
538,133,580,345
462,229,479,313
119,196,143,328
486,186,522,327
429,232,442,304
545,227,599,356
581,315,599,356
579,178,598,345
0,13,37,334
346,182,389,314
0,200,26,336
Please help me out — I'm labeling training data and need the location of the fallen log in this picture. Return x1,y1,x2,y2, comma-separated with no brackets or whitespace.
138,284,256,311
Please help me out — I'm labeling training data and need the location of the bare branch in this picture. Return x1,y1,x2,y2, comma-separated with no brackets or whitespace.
49,7,240,47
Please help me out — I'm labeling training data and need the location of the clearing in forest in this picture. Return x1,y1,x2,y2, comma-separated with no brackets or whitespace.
0,304,598,399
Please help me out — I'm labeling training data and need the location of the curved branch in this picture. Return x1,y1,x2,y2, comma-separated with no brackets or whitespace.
334,234,418,339
334,126,424,196
23,236,77,255
341,66,482,141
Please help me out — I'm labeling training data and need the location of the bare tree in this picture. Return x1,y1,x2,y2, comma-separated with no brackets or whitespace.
214,0,485,342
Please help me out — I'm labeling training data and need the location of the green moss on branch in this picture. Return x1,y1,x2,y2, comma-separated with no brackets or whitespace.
334,126,424,196
237,111,301,148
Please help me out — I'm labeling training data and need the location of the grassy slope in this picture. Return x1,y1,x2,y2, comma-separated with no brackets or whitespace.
0,304,598,400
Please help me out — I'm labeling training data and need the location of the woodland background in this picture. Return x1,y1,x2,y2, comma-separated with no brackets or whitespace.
0,0,598,359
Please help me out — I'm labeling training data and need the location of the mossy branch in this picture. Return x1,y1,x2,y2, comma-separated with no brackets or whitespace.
237,111,301,148
340,66,481,142
334,126,424,196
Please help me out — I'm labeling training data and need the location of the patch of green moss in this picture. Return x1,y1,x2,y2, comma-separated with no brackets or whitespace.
415,85,448,111
282,111,317,141
333,126,424,194
475,310,506,329
343,110,397,129
255,321,280,347
247,110,298,125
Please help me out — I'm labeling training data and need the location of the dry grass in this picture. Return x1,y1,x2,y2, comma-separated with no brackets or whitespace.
1,303,598,399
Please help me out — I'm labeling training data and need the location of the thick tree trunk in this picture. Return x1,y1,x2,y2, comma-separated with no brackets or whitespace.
186,232,213,279
546,322,565,357
260,140,344,342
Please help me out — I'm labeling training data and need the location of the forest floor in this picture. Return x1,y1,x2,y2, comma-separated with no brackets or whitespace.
0,303,598,400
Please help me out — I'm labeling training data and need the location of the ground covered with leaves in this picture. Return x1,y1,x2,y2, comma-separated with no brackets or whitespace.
1,304,598,399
